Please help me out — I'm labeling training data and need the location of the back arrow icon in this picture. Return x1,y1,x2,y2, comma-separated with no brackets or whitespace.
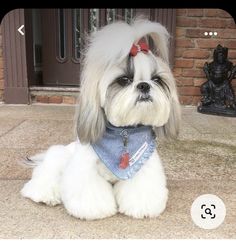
18,25,25,36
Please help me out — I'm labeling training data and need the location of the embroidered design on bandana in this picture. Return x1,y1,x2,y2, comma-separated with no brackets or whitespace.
91,123,156,180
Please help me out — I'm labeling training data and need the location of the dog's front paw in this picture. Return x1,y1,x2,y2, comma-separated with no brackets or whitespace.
62,182,117,220
64,196,117,220
115,183,168,219
21,179,61,206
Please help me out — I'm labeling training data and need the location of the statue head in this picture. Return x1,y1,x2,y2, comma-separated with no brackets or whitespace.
213,44,228,64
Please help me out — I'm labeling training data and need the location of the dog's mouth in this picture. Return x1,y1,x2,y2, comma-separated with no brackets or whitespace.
136,94,153,104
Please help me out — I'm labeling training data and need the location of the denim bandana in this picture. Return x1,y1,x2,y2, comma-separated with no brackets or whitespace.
91,122,156,180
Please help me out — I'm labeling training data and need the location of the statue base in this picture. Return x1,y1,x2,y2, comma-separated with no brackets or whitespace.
197,104,236,117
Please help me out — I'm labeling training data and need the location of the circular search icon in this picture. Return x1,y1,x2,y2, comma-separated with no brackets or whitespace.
191,194,226,229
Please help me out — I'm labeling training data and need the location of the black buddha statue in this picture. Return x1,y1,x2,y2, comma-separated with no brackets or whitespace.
198,44,236,116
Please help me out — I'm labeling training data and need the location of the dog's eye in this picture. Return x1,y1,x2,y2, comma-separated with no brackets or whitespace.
152,75,170,93
152,75,163,83
116,76,133,86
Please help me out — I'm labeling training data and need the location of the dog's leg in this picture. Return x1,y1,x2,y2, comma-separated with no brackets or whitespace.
114,151,168,218
21,143,75,206
60,143,117,220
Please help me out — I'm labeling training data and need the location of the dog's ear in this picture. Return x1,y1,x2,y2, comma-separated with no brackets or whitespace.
76,63,106,144
154,96,181,139
75,21,134,144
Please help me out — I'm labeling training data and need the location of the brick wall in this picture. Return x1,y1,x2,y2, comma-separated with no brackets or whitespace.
31,94,77,104
0,26,4,102
174,9,236,105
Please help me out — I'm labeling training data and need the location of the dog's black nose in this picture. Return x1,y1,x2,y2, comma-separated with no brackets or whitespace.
137,82,150,93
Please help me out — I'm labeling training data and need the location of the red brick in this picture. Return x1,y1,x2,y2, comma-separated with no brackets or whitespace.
183,49,210,59
226,19,236,29
36,95,49,103
48,96,62,104
196,39,225,49
228,50,236,59
192,96,201,105
63,96,76,104
176,17,198,27
175,48,184,58
176,77,194,86
176,9,187,16
218,9,233,18
179,95,193,105
195,60,208,68
172,68,182,77
198,19,230,28
176,28,186,37
182,69,205,78
225,40,236,49
194,78,206,87
178,86,201,96
176,39,195,48
204,9,232,18
224,20,234,28
187,9,204,17
204,9,219,17
174,59,194,68
216,29,236,39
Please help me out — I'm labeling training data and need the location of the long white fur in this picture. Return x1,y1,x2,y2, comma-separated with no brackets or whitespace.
21,18,180,220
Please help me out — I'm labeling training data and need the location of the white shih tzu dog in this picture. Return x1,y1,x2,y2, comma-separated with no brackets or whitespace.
21,18,181,220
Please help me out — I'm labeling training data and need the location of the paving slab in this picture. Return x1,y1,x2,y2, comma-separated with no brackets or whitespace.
0,119,74,149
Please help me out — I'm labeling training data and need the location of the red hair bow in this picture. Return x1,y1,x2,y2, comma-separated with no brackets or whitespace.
130,40,149,56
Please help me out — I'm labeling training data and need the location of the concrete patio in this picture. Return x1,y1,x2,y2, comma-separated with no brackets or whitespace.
0,104,235,239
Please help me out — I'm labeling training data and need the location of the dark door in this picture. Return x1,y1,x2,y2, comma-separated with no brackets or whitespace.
41,9,80,86
36,9,176,87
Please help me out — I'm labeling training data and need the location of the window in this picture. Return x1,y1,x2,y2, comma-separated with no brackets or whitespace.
73,9,81,60
106,9,116,23
58,9,66,60
89,9,99,32
124,9,134,23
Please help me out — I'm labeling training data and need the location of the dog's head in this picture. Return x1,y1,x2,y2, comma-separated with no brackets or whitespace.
76,18,181,144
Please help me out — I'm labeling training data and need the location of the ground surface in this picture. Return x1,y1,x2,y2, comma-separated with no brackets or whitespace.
0,104,235,239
